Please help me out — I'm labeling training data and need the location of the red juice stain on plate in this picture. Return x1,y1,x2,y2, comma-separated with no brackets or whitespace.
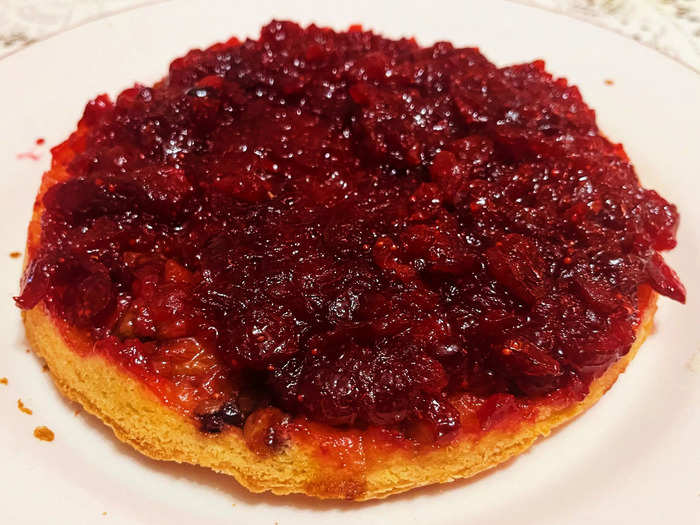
0,377,8,385
36,137,45,145
10,251,21,259
16,151,40,161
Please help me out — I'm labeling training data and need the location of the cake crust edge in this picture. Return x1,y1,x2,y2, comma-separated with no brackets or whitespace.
22,291,657,501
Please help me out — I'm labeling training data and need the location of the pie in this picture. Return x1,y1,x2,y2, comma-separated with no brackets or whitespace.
16,21,685,500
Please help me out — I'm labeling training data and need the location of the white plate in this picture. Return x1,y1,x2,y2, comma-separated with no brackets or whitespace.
0,1,698,523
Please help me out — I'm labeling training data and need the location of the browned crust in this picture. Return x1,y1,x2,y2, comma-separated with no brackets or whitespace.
22,294,656,500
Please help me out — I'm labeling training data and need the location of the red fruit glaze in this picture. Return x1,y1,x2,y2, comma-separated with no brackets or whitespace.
17,21,684,439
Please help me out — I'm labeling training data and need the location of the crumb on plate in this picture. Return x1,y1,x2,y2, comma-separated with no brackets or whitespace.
17,399,32,415
33,426,54,441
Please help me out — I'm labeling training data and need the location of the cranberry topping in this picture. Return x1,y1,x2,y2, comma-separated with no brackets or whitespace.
17,21,684,440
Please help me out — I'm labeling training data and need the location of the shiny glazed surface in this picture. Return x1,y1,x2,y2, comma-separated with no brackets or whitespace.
16,21,684,441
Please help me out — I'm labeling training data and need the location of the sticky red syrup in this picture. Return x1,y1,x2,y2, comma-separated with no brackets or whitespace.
16,21,684,441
